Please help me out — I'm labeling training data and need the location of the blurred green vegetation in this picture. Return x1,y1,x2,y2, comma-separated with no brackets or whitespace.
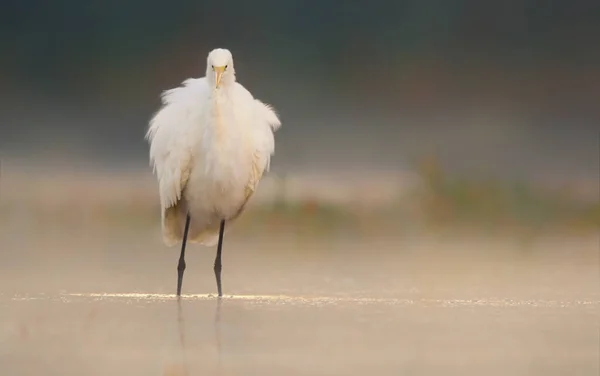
236,198,356,239
233,160,599,242
1,157,597,243
411,154,599,236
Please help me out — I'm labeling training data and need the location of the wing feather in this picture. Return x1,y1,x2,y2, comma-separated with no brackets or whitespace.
244,99,281,197
253,99,281,172
146,78,209,212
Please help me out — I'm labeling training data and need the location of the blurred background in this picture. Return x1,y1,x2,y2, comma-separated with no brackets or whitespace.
1,1,599,375
1,0,598,237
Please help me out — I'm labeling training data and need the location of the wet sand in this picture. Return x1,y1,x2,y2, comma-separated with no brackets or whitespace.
0,230,598,375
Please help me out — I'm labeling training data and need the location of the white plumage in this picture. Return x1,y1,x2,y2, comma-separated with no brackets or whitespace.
146,48,281,249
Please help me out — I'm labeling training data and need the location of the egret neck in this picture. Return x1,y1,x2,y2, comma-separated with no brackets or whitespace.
211,83,231,144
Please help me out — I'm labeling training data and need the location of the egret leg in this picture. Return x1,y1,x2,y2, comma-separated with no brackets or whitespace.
214,220,226,297
176,214,191,297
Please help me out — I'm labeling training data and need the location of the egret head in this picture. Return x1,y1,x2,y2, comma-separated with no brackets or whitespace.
206,48,235,89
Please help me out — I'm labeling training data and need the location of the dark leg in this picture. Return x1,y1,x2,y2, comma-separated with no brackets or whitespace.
176,214,191,297
214,220,226,297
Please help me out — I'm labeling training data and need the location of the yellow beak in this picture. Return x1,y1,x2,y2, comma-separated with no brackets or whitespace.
214,66,225,88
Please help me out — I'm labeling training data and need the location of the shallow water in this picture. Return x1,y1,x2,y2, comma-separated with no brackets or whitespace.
2,291,598,376
1,233,598,375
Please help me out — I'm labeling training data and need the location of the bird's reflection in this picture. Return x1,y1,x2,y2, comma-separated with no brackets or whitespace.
164,298,190,376
166,297,224,376
214,298,223,373
163,299,190,376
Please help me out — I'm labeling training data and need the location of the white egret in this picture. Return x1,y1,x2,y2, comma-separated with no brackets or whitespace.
146,48,281,297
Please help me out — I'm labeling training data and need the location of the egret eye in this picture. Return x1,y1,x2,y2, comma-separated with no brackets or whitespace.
225,65,228,70
211,65,214,70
